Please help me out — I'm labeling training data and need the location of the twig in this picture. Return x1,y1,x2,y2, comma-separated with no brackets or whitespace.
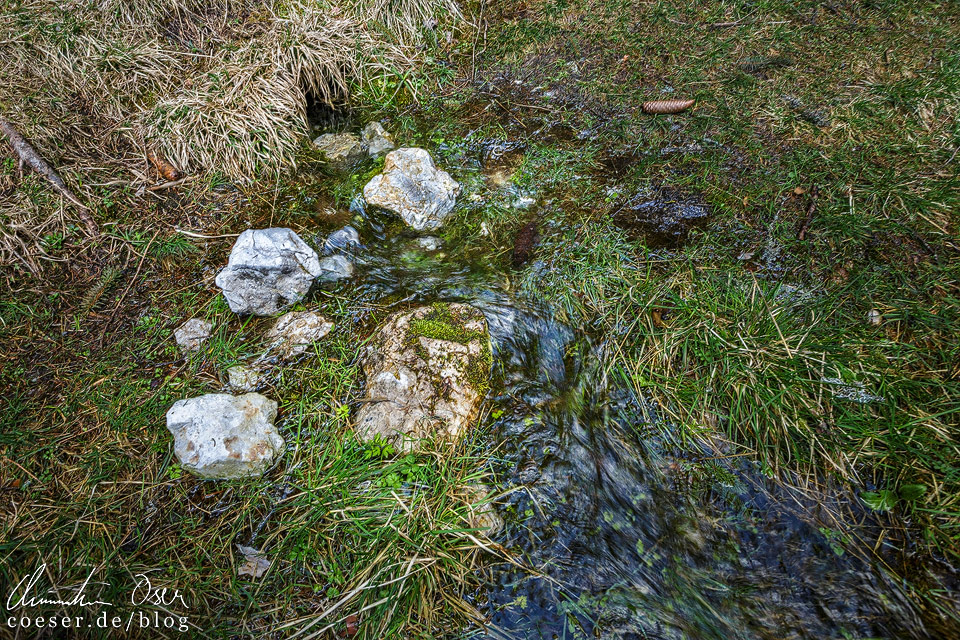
147,175,195,191
798,184,818,241
174,227,239,239
0,117,98,235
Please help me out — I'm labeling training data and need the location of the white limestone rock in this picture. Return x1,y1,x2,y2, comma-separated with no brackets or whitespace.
362,148,460,231
361,121,395,157
165,393,283,479
227,365,262,392
353,303,490,450
263,310,333,360
313,132,366,167
215,228,321,316
174,318,212,352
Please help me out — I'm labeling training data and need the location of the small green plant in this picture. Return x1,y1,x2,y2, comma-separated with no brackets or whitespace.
861,484,928,513
362,435,396,460
380,454,427,489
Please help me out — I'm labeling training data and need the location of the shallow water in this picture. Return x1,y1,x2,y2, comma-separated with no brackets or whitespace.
313,156,935,640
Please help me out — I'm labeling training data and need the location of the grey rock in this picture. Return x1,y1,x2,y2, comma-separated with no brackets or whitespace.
353,303,490,450
313,132,367,166
417,236,440,251
464,483,503,534
263,310,333,360
361,121,395,157
226,365,261,392
174,318,212,352
362,148,460,231
318,254,354,283
165,393,284,479
215,228,322,316
323,225,360,254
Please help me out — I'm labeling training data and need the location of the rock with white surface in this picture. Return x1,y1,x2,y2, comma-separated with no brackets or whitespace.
362,148,460,231
165,393,284,479
174,318,212,352
215,228,322,316
263,310,333,360
361,121,395,157
353,303,490,450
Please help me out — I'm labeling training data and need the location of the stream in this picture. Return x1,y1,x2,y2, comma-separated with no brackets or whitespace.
301,140,935,639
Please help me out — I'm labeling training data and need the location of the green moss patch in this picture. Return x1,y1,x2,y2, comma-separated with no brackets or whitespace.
406,303,492,394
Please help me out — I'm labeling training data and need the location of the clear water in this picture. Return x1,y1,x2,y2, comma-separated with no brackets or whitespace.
315,156,944,640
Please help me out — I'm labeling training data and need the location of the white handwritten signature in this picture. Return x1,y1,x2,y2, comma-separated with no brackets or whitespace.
5,564,187,611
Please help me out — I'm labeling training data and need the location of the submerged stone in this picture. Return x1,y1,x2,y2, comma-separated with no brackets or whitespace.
361,121,395,157
354,303,491,450
323,225,361,255
318,254,354,282
611,189,710,247
417,236,441,251
165,393,284,479
362,148,460,231
313,132,366,167
215,228,322,316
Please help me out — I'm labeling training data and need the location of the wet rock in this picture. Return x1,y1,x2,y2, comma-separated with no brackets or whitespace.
362,148,460,231
417,236,441,251
263,310,333,359
165,393,283,479
513,196,536,209
465,484,504,533
226,365,261,392
237,546,271,579
174,318,212,352
323,225,360,254
354,303,491,450
313,132,366,166
215,228,322,316
361,121,395,157
611,189,710,247
512,221,539,268
318,254,354,282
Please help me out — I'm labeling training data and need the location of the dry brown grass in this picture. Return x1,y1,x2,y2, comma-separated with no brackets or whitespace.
0,0,458,270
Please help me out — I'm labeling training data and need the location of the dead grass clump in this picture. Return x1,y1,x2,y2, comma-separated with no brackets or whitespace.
143,9,383,177
0,0,457,270
351,0,462,37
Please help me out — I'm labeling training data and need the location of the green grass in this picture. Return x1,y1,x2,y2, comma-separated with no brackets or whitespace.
0,267,497,637
393,0,960,565
2,0,959,635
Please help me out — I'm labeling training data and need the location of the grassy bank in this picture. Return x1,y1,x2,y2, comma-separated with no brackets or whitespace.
1,0,959,636
382,0,960,594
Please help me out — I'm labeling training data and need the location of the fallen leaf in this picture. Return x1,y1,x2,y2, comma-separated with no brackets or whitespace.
793,186,806,195
345,614,358,637
237,545,270,579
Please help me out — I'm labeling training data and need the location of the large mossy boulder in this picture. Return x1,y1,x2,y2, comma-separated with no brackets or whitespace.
354,303,491,450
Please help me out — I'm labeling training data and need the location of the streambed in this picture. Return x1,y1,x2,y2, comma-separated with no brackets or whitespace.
307,157,933,638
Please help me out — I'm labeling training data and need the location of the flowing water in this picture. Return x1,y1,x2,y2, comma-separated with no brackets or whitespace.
303,143,942,639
